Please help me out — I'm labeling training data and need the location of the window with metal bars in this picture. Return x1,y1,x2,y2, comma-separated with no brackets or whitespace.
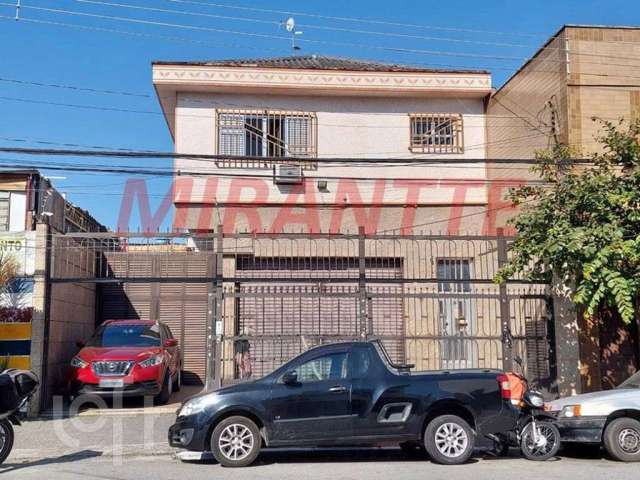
0,192,9,232
217,110,317,168
410,113,463,153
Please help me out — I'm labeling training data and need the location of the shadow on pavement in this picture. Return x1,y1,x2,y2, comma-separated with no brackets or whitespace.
0,449,103,474
191,448,480,467
559,444,605,460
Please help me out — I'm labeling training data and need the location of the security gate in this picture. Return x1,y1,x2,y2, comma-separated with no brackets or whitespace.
49,230,557,393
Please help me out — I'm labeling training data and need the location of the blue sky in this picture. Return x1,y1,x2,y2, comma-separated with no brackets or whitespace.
1,0,639,230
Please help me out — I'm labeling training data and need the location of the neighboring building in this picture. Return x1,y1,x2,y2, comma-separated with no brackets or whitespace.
153,55,494,234
0,170,105,413
487,25,640,393
488,25,640,159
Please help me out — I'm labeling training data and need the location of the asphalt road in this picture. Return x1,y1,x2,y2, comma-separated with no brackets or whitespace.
1,448,638,480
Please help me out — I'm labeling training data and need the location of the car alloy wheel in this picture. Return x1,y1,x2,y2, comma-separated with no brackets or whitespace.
211,416,261,467
618,428,640,454
434,422,469,458
424,414,475,465
218,424,255,462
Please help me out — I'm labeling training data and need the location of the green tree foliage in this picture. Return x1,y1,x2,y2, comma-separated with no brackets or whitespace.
496,119,640,324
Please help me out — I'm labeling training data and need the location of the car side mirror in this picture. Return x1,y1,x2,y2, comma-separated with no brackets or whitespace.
164,338,178,348
75,340,85,349
282,370,298,385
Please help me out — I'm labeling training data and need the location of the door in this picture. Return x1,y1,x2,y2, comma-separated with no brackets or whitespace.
437,259,475,369
268,349,352,443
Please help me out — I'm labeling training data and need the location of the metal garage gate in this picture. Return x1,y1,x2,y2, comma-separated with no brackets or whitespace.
95,250,215,385
98,281,209,384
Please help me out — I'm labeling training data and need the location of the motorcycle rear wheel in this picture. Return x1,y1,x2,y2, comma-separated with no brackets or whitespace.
520,421,560,461
0,419,14,464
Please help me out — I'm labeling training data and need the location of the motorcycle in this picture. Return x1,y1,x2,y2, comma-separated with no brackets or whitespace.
493,356,561,461
0,369,39,464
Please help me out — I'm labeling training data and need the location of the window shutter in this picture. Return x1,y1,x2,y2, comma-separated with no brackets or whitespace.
218,113,245,156
285,117,311,157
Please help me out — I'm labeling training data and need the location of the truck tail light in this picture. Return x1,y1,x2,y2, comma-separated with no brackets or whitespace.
497,374,512,400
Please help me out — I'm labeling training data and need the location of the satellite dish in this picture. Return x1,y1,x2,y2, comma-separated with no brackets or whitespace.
285,17,295,32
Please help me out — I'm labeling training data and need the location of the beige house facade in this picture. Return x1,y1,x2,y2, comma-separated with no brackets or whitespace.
153,56,495,235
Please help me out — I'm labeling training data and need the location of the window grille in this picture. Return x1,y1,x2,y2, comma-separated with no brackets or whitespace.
410,113,463,153
217,110,317,169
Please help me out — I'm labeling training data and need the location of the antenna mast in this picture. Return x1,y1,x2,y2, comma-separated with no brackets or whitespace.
283,17,303,52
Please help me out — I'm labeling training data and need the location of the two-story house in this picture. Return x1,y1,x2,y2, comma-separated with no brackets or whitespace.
153,55,493,235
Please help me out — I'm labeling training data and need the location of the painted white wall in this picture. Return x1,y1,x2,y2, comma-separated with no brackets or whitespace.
9,192,26,231
174,92,488,205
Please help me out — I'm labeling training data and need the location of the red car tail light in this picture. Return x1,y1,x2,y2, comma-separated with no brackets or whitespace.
497,373,512,400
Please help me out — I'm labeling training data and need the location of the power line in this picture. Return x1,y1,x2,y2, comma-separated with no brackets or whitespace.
374,198,537,234
0,145,594,165
76,0,539,50
0,157,556,184
162,0,550,39
5,11,640,78
2,3,527,62
0,89,628,132
0,13,290,55
0,127,564,165
76,0,640,67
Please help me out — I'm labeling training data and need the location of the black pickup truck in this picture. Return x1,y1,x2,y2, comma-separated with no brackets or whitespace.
169,341,517,467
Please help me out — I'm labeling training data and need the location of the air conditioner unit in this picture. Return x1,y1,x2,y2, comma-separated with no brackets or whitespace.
274,164,303,184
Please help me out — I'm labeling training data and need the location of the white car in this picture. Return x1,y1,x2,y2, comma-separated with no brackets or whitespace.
546,371,640,462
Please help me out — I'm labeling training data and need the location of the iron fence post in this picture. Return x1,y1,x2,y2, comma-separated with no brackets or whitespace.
358,227,368,338
206,226,224,390
497,228,513,371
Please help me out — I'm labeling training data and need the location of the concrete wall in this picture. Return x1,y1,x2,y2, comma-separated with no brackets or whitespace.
45,282,96,399
30,226,98,414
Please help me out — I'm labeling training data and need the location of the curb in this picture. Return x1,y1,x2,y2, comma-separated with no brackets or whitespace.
37,407,178,419
9,445,178,463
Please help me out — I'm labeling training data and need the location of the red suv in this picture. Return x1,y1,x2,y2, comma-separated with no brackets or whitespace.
68,320,181,404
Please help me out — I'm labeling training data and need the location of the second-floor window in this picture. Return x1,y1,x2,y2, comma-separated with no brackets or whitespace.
217,110,317,166
0,192,9,232
410,113,463,154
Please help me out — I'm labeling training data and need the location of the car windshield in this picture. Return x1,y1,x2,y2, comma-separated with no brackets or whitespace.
86,324,161,348
618,371,640,389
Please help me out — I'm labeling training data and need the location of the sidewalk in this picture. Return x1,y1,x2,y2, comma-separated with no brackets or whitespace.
9,411,177,463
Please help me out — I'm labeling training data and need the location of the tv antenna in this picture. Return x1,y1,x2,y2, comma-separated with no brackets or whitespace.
282,17,303,52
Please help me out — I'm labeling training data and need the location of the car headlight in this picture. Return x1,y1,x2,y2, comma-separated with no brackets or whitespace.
178,394,219,417
560,405,582,418
139,354,163,368
70,356,88,368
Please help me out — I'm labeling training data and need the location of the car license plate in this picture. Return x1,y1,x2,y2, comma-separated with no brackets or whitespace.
99,379,124,388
